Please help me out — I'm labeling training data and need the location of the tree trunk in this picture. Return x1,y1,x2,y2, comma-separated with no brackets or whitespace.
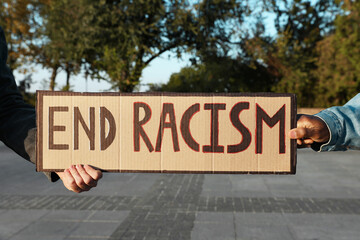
49,66,59,91
65,65,71,91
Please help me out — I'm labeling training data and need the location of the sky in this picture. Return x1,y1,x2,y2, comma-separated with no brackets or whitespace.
14,52,192,93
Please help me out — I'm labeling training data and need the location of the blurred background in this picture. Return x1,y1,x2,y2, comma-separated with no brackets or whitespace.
1,0,359,108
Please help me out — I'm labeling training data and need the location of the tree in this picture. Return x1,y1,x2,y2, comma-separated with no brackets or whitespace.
159,0,346,107
34,0,84,91
1,0,248,93
81,0,245,92
242,0,339,107
270,0,339,106
0,0,42,73
315,0,360,106
160,56,275,93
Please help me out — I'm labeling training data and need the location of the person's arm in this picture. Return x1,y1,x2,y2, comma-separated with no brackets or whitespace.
0,27,43,170
0,26,102,192
289,94,360,151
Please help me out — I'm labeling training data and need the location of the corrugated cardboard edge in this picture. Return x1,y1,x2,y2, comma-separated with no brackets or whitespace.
36,90,42,172
290,94,297,174
36,91,297,174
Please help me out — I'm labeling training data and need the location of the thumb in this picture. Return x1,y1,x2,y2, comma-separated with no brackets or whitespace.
289,127,311,140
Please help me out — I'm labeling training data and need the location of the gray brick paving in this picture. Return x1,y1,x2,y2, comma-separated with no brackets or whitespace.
1,194,359,215
9,220,77,240
192,212,360,240
0,210,48,240
0,195,138,211
69,222,120,238
108,174,204,240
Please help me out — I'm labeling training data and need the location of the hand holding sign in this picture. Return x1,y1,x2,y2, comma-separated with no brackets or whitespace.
56,165,102,193
288,114,330,148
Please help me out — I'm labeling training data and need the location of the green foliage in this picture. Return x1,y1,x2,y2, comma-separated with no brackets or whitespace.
79,0,190,92
314,0,360,106
335,1,360,72
80,0,245,92
161,0,350,107
1,0,246,93
0,0,44,72
35,0,84,90
161,56,275,93
260,0,338,107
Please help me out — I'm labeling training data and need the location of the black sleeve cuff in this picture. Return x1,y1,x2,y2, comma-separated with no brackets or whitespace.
43,172,60,182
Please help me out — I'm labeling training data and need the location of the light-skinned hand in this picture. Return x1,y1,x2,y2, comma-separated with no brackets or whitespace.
288,114,330,148
56,164,102,193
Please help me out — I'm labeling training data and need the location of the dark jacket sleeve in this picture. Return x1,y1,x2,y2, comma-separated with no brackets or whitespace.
0,26,59,182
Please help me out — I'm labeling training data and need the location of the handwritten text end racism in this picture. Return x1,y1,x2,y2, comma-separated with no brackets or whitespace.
48,102,286,154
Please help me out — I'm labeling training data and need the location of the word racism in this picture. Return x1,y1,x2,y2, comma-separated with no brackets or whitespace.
37,92,296,174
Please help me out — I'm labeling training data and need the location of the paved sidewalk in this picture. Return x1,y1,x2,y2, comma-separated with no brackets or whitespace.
0,141,359,240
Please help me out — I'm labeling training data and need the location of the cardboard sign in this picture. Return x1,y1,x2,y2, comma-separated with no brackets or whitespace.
36,91,297,174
